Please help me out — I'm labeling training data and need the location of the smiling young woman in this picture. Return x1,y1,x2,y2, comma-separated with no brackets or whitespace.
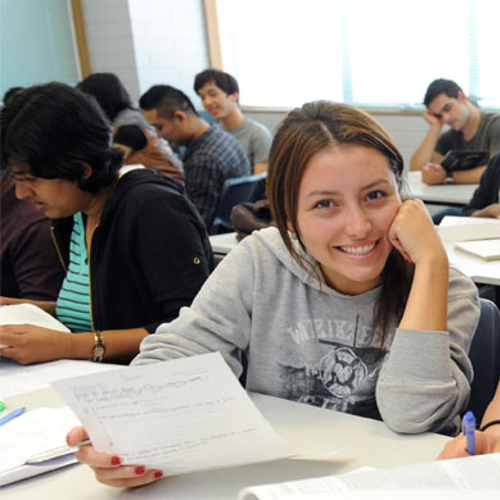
67,100,480,489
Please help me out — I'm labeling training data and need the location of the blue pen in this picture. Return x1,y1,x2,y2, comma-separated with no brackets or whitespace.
462,410,476,455
0,407,26,427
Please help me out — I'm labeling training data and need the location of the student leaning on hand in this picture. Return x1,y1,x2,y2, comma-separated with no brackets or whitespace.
67,101,479,489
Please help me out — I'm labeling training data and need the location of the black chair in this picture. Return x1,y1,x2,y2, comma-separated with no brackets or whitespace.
210,172,267,234
466,298,500,423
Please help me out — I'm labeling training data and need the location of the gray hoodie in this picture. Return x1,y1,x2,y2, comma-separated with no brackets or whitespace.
134,227,480,434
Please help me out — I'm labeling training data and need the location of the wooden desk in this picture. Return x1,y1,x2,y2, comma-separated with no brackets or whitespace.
2,388,449,499
406,171,477,206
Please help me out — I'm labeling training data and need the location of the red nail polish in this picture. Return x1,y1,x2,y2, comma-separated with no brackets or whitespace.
110,456,121,466
154,471,163,479
135,466,145,475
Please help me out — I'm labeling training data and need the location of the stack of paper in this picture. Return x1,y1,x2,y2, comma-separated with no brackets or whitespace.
455,239,500,261
438,216,500,243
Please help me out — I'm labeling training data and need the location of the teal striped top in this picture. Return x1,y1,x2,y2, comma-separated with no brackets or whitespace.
55,212,92,332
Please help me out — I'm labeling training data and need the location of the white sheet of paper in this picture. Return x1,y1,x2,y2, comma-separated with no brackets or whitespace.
241,492,499,500
238,454,500,499
52,352,293,475
0,358,122,398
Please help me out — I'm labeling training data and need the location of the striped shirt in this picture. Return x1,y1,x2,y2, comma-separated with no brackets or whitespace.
55,212,92,332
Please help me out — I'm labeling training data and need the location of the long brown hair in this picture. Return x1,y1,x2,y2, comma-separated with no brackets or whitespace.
267,101,414,344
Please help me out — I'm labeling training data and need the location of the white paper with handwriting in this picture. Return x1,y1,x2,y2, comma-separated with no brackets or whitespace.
51,352,293,475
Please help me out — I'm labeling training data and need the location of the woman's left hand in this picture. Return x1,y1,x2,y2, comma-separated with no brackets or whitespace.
388,199,446,265
437,431,500,460
0,324,72,364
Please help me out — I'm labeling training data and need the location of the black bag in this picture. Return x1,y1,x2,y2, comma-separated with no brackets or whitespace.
230,199,273,241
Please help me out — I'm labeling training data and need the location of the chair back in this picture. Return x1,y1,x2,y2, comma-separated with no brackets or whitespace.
466,298,500,423
211,172,267,234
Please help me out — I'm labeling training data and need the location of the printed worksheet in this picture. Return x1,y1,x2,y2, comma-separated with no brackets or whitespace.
52,352,293,475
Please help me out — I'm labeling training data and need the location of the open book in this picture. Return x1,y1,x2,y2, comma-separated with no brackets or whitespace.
237,453,500,499
0,303,69,349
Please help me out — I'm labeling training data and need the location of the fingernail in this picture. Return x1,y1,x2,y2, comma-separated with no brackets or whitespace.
135,466,145,475
111,456,121,466
154,470,163,479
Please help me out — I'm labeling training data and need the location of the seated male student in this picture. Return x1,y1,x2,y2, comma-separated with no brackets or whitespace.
139,85,251,230
194,69,272,175
410,78,500,186
432,151,500,224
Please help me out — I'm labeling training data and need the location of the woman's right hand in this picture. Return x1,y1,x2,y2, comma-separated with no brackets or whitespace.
67,426,163,488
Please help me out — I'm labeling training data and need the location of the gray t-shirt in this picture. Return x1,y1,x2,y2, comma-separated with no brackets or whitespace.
436,111,500,161
134,227,480,434
225,118,272,165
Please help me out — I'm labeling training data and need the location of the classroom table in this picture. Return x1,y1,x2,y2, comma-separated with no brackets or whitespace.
1,387,449,500
405,171,477,206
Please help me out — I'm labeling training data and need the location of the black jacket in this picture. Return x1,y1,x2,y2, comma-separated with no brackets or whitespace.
463,152,500,215
52,168,213,333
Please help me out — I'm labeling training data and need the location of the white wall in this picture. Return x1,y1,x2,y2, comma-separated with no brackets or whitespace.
80,0,140,99
128,0,209,104
81,0,209,103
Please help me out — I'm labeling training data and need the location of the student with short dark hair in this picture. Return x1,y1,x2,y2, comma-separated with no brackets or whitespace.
68,101,479,488
410,78,500,185
194,68,272,174
77,73,184,182
139,84,250,230
0,83,212,365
